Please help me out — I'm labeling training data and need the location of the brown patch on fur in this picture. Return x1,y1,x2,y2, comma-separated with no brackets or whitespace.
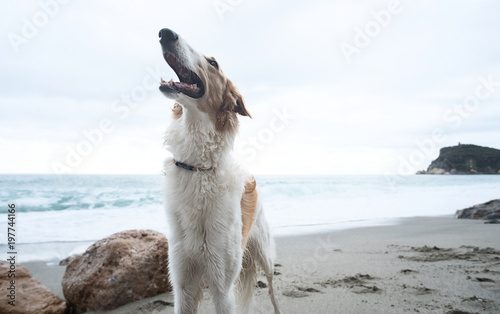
172,103,183,119
216,80,251,132
191,57,251,133
195,57,226,121
241,176,257,248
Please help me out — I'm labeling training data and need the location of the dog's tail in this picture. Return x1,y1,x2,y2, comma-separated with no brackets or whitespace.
236,216,281,314
236,247,258,314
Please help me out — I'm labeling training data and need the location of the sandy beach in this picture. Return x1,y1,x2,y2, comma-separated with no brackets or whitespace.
24,216,500,314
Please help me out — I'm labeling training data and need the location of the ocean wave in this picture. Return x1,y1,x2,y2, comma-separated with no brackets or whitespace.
1,174,500,244
0,175,163,213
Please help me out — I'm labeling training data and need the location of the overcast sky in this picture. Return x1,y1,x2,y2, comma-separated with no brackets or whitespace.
1,0,500,175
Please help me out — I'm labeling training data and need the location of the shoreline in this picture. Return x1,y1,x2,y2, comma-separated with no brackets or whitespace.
4,216,404,264
22,216,500,313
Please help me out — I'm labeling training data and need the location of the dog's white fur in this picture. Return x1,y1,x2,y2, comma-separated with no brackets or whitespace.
159,29,281,314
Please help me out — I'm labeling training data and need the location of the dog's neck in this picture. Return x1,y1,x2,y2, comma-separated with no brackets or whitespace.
164,108,237,170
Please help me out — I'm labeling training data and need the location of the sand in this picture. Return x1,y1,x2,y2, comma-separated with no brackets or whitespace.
24,216,500,313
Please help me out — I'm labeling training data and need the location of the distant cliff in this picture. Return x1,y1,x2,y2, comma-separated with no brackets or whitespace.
417,144,500,174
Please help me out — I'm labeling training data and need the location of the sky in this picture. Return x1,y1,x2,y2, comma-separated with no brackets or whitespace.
1,0,500,175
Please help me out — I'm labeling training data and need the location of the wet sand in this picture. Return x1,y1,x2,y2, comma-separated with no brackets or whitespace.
24,216,500,313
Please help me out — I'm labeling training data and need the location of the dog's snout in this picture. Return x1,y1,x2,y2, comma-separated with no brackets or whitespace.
159,28,179,44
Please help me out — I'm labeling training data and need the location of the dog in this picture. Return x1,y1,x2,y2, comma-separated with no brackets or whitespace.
158,28,281,314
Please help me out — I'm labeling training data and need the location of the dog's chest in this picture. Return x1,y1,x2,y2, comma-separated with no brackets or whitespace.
163,168,244,232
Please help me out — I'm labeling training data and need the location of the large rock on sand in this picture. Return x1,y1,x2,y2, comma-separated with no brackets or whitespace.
62,230,171,313
456,199,500,220
0,261,68,314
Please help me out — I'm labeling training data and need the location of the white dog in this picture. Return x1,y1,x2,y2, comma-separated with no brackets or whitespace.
158,28,281,314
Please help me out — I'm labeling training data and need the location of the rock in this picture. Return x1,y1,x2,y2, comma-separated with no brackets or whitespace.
426,168,447,175
0,261,68,314
62,230,171,314
59,255,79,266
456,199,500,220
424,144,500,174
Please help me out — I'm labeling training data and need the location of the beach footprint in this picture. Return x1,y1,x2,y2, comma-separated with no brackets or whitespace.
283,286,322,298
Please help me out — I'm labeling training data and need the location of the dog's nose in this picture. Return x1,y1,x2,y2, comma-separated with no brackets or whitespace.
159,28,178,43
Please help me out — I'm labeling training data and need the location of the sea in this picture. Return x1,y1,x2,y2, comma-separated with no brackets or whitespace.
1,174,499,263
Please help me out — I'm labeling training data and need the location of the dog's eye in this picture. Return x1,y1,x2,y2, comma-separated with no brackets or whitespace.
209,60,218,69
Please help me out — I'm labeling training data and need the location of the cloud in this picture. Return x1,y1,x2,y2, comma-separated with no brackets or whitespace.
1,0,500,174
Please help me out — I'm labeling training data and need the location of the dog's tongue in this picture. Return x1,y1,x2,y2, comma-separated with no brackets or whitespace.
173,81,200,92
160,78,198,91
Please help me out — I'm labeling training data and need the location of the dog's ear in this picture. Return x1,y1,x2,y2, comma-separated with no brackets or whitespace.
233,95,251,120
216,80,251,131
227,80,251,118
234,97,250,117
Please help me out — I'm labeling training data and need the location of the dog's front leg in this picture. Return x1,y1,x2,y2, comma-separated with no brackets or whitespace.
169,244,204,314
206,260,239,314
205,233,242,314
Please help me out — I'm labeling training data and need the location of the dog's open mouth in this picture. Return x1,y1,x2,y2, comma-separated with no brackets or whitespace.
160,52,205,99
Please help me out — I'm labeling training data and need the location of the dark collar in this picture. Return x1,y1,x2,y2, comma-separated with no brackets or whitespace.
173,159,213,172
